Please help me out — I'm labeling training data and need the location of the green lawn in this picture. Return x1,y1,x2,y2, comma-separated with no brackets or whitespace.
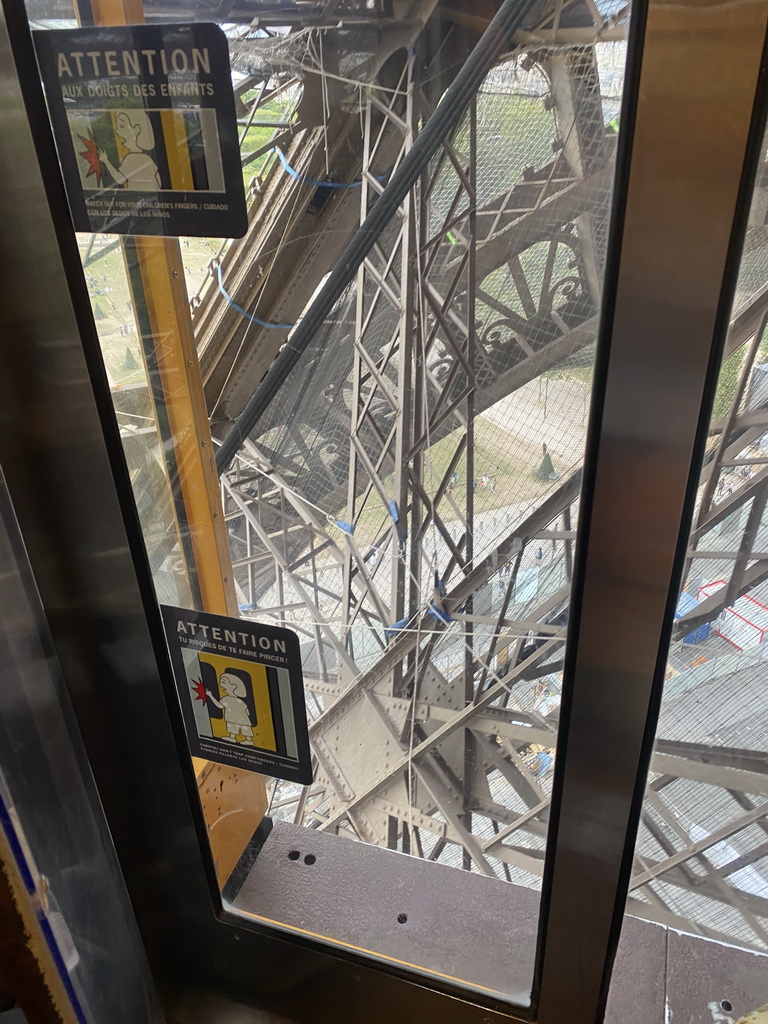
240,123,280,190
239,93,297,191
77,94,294,389
79,234,217,388
345,415,553,547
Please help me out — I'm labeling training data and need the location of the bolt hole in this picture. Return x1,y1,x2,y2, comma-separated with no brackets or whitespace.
397,913,408,924
721,1002,733,1013
304,854,316,865
287,850,300,861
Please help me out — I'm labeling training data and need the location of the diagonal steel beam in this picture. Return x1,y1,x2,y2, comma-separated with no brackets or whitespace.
630,802,768,888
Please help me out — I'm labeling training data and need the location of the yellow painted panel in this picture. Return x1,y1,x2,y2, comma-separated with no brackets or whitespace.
196,650,278,753
89,0,144,23
198,763,268,889
72,0,268,891
160,110,194,191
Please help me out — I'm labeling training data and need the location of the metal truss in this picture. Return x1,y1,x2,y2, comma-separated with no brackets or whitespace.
192,2,439,429
213,4,768,958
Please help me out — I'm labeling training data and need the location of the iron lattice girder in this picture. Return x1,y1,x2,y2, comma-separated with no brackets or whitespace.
202,112,607,437
218,30,768,954
216,227,601,590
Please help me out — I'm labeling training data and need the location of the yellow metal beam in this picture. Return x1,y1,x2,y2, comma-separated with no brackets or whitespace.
127,235,237,615
161,111,195,191
73,0,267,890
87,0,142,23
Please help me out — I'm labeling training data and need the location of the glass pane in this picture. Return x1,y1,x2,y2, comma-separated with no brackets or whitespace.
30,0,633,1004
216,27,633,1001
0,470,160,1024
621,113,768,1008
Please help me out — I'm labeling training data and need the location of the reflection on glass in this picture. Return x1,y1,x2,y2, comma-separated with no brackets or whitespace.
80,232,197,607
626,125,768,957
0,472,160,1024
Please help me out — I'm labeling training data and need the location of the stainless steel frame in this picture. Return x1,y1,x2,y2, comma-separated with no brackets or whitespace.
535,2,768,1021
2,0,768,1020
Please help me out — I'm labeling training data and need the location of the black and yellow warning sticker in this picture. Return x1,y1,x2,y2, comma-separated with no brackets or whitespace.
161,605,312,784
34,24,247,238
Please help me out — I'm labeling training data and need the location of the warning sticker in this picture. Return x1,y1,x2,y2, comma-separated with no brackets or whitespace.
161,606,312,784
34,24,247,238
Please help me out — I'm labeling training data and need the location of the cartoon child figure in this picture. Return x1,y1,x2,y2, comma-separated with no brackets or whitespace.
207,672,256,745
99,110,161,191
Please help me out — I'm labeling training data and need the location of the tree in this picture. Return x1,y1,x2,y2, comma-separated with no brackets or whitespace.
535,451,558,480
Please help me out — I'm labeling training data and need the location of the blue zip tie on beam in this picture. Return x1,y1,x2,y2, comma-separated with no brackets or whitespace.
216,264,295,330
385,616,409,643
275,148,388,189
427,602,453,625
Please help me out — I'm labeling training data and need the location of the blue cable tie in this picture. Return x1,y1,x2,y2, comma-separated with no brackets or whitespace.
384,616,409,643
427,602,453,625
216,265,295,330
275,148,387,189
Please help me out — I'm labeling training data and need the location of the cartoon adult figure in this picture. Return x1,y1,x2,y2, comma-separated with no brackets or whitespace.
99,111,160,190
207,672,256,745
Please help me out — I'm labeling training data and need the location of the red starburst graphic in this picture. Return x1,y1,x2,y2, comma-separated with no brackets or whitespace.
191,679,207,703
77,132,102,184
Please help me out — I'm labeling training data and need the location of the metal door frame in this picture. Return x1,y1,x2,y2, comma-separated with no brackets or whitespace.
0,0,767,1020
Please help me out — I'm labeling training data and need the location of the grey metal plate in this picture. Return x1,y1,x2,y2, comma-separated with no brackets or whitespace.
233,820,540,1002
606,916,667,1024
237,822,768,1022
234,820,671,1015
667,930,768,1024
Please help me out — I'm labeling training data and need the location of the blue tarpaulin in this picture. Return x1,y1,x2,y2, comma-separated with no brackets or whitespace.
675,592,710,644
